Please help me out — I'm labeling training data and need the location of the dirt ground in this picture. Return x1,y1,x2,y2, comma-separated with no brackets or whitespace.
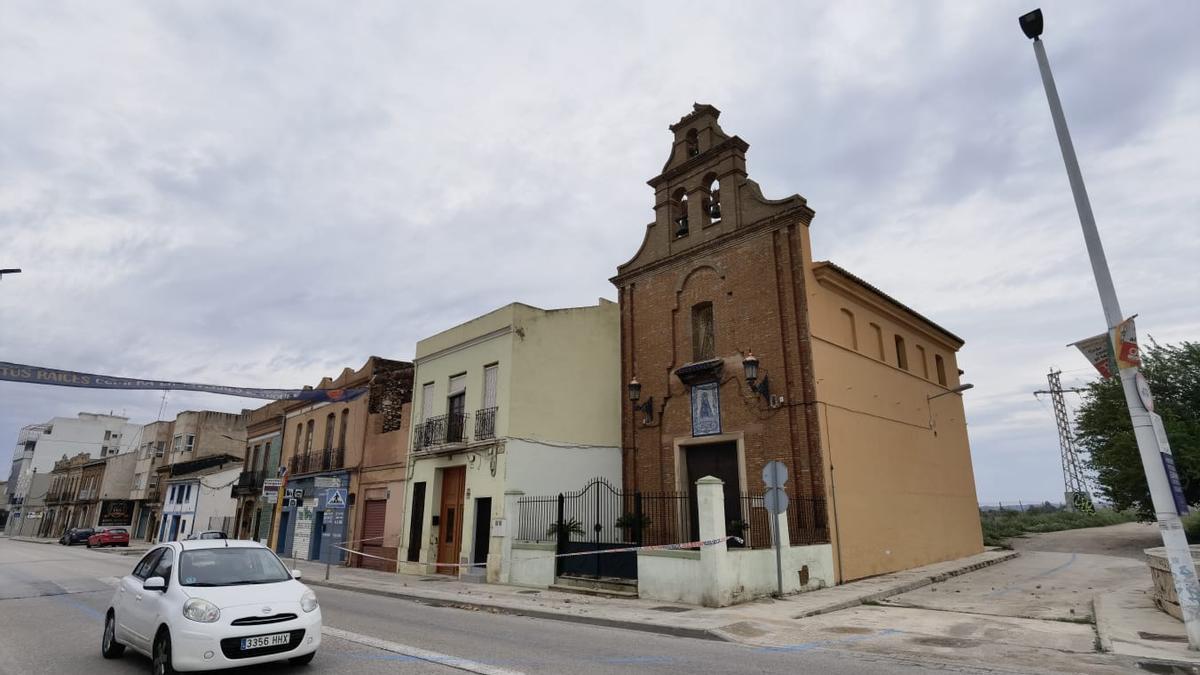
1006,520,1161,559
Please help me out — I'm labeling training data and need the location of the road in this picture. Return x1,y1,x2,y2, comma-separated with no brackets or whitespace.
0,537,1001,675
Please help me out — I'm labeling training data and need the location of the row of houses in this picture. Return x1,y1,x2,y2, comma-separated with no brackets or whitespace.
5,106,984,605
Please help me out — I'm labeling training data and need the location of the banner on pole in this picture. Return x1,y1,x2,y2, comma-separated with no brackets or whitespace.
1070,333,1117,379
0,361,366,402
1111,316,1141,370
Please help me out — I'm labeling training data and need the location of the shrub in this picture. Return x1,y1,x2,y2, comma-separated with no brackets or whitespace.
979,507,1135,547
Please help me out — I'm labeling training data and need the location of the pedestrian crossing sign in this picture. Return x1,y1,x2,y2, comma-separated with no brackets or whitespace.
325,488,347,509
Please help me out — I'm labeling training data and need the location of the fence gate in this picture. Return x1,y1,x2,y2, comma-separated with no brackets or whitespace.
555,477,640,580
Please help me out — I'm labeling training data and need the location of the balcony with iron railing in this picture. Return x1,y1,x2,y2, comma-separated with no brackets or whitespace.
474,407,498,441
288,447,345,476
413,412,471,451
76,488,97,502
231,470,265,497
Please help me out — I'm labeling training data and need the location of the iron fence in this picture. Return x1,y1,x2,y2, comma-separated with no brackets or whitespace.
516,494,559,542
730,493,774,549
787,497,830,546
639,491,691,546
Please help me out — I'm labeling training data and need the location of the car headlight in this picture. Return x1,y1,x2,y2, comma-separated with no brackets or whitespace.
182,598,221,623
300,590,319,613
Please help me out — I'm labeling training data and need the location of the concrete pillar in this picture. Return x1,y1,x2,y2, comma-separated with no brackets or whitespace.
696,476,730,607
496,490,524,584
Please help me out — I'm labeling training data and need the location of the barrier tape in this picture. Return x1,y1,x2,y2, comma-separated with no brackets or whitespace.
333,535,744,569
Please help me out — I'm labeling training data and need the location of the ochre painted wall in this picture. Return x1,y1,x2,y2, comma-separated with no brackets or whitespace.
806,251,982,582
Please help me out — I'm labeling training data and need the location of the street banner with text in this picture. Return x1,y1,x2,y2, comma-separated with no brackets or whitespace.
0,361,366,402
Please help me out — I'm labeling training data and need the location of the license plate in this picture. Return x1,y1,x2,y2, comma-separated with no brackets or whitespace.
240,633,290,650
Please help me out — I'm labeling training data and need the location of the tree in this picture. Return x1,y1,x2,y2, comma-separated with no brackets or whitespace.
1077,340,1200,520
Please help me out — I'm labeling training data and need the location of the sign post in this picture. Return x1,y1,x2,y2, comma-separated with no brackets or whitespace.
762,461,789,598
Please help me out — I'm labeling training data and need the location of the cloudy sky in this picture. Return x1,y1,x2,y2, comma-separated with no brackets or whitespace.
1,1,1196,504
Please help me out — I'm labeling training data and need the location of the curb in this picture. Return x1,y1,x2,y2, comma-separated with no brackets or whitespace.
10,537,58,545
304,578,728,642
793,551,1020,619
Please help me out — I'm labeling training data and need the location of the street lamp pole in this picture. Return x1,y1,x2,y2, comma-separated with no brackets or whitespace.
1020,8,1200,649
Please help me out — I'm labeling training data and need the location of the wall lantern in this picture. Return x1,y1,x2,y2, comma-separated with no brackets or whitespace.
742,352,770,402
628,377,654,425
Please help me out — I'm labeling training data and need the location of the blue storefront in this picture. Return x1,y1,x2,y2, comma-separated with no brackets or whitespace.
276,471,350,564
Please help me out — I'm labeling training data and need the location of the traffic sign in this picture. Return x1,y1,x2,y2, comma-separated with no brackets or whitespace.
764,488,789,515
263,478,283,488
762,461,788,488
324,488,347,510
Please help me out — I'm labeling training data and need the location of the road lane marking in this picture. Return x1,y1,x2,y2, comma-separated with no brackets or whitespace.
322,626,525,675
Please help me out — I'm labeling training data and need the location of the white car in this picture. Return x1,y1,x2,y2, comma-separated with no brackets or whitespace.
102,539,321,674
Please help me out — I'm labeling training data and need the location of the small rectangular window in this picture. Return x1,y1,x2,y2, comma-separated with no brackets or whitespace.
894,335,908,371
172,435,182,453
184,434,195,452
935,354,948,386
916,345,929,379
691,302,715,361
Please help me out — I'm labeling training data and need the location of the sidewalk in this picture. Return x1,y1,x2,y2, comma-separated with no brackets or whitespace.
296,548,1017,642
1096,584,1200,665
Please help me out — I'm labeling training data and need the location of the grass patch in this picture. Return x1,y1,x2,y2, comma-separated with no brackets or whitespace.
1182,512,1200,544
979,506,1137,547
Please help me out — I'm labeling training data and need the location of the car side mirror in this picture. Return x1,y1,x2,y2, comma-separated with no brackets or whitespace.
291,570,303,580
143,576,166,592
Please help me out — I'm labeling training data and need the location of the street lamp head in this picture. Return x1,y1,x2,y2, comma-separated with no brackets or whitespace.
1019,8,1043,40
928,382,975,401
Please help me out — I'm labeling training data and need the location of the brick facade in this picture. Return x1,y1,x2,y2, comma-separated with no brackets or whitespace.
611,104,826,518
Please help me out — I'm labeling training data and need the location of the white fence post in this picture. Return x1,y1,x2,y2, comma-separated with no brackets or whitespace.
498,490,524,584
696,476,730,607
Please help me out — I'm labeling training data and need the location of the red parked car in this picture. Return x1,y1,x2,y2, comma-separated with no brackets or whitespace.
87,527,130,548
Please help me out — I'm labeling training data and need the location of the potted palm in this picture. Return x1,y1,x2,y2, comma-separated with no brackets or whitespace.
614,512,652,541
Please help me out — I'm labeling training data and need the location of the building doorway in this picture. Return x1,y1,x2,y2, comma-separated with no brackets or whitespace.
310,511,326,561
435,467,466,574
472,497,492,567
276,510,291,556
684,441,741,542
406,482,426,563
359,499,389,571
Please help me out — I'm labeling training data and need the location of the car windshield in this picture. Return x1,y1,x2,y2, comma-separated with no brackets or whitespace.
178,548,291,587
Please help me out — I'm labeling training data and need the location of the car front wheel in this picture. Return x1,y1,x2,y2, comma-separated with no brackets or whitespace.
153,629,175,675
101,611,125,658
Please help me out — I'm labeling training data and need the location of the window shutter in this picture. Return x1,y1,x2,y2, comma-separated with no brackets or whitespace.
483,365,498,409
421,383,434,419
448,374,466,395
